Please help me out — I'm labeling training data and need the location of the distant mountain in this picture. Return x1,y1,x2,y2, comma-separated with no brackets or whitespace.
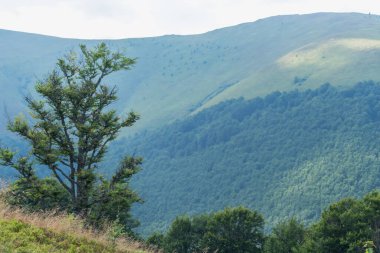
1,13,380,136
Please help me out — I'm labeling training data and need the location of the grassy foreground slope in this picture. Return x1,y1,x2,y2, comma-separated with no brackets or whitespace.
0,201,150,253
107,82,380,235
2,13,380,136
0,219,115,253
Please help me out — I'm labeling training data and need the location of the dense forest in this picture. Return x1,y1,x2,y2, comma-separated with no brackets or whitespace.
105,82,380,235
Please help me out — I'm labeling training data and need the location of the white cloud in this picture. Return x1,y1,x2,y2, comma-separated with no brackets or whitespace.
0,0,378,39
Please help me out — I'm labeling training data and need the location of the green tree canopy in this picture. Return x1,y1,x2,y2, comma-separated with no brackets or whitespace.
153,206,265,253
203,206,264,253
297,192,380,253
264,218,306,253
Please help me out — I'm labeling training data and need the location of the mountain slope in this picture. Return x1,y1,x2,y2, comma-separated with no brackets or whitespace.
0,200,149,253
0,219,116,253
107,82,380,235
1,13,380,136
197,13,380,109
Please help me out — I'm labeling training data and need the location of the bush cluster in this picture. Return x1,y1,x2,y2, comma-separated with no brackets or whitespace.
148,191,380,253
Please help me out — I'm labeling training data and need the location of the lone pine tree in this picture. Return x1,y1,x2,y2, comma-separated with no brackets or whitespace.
0,43,142,233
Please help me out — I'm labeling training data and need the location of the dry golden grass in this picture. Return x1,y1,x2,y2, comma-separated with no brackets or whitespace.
0,185,157,253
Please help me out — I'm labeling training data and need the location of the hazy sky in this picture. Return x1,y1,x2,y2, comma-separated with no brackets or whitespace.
0,0,378,39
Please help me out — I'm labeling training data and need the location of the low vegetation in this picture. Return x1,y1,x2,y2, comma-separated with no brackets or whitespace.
0,196,151,253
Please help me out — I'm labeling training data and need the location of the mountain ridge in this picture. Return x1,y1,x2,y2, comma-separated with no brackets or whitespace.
1,12,380,137
0,12,368,40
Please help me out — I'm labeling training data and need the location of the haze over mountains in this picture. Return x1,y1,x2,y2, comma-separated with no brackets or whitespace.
2,13,380,136
2,12,380,235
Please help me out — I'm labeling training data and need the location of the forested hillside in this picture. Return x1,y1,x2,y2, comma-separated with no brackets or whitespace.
107,82,380,235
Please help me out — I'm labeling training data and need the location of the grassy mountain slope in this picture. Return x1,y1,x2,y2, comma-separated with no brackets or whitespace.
0,219,115,253
0,201,149,253
198,13,380,109
2,13,380,136
107,82,380,235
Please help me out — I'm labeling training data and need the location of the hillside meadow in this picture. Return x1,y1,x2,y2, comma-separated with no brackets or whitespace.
0,192,153,253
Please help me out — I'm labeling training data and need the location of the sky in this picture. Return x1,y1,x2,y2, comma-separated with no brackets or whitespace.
0,0,378,39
